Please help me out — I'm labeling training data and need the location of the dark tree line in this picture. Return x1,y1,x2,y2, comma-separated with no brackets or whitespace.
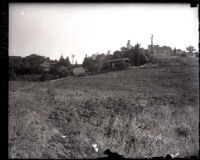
9,40,157,81
9,54,46,76
9,54,72,81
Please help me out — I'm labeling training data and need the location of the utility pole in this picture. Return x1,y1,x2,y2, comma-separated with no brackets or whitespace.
71,54,75,65
151,34,153,55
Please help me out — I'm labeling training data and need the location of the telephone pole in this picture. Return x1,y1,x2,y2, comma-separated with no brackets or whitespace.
71,54,75,65
151,34,153,55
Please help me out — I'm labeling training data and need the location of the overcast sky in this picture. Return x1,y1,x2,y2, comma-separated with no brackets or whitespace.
9,3,198,63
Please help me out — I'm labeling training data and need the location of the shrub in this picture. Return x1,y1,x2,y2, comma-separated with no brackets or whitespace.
180,53,187,57
56,66,70,78
175,125,190,138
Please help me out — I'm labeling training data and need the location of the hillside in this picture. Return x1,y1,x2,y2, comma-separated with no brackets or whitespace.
8,63,199,158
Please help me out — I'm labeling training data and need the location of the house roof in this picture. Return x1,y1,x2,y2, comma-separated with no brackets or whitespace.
106,57,130,63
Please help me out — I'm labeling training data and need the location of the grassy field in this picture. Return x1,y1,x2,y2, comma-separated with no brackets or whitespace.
8,61,199,158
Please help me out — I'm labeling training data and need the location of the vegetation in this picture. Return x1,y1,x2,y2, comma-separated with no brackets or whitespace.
9,54,72,81
186,45,196,54
9,64,199,158
9,41,198,81
8,40,199,158
82,41,149,73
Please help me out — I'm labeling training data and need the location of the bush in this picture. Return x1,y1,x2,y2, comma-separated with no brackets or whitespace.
57,66,69,78
180,53,187,57
82,57,102,73
175,124,190,138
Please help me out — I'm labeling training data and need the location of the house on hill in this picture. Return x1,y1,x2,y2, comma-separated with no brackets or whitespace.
106,57,131,68
148,45,172,56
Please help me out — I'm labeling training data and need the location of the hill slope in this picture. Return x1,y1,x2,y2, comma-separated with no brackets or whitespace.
9,64,199,158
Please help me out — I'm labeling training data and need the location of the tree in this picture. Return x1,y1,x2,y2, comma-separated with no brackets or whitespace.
82,56,90,71
130,43,147,66
9,56,23,74
57,66,69,78
196,52,199,58
21,54,45,74
113,50,122,59
105,53,113,60
120,46,128,52
58,54,65,66
186,45,196,54
126,40,132,49
173,47,176,55
65,56,71,67
57,55,71,68
82,55,103,73
95,53,105,61
82,57,94,72
134,43,141,51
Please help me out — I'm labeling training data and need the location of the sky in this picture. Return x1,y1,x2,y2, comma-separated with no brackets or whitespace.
9,3,199,64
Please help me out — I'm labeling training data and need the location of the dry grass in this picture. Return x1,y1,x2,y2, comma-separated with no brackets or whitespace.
9,63,199,158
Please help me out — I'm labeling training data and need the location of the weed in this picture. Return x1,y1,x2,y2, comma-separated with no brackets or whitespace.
175,125,190,138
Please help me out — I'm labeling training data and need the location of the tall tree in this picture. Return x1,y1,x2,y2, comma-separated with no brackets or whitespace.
113,50,122,59
173,47,176,55
65,56,71,67
58,54,66,66
126,40,132,49
186,45,196,54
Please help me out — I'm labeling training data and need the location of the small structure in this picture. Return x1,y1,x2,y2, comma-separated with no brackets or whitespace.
106,57,131,69
72,66,86,76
